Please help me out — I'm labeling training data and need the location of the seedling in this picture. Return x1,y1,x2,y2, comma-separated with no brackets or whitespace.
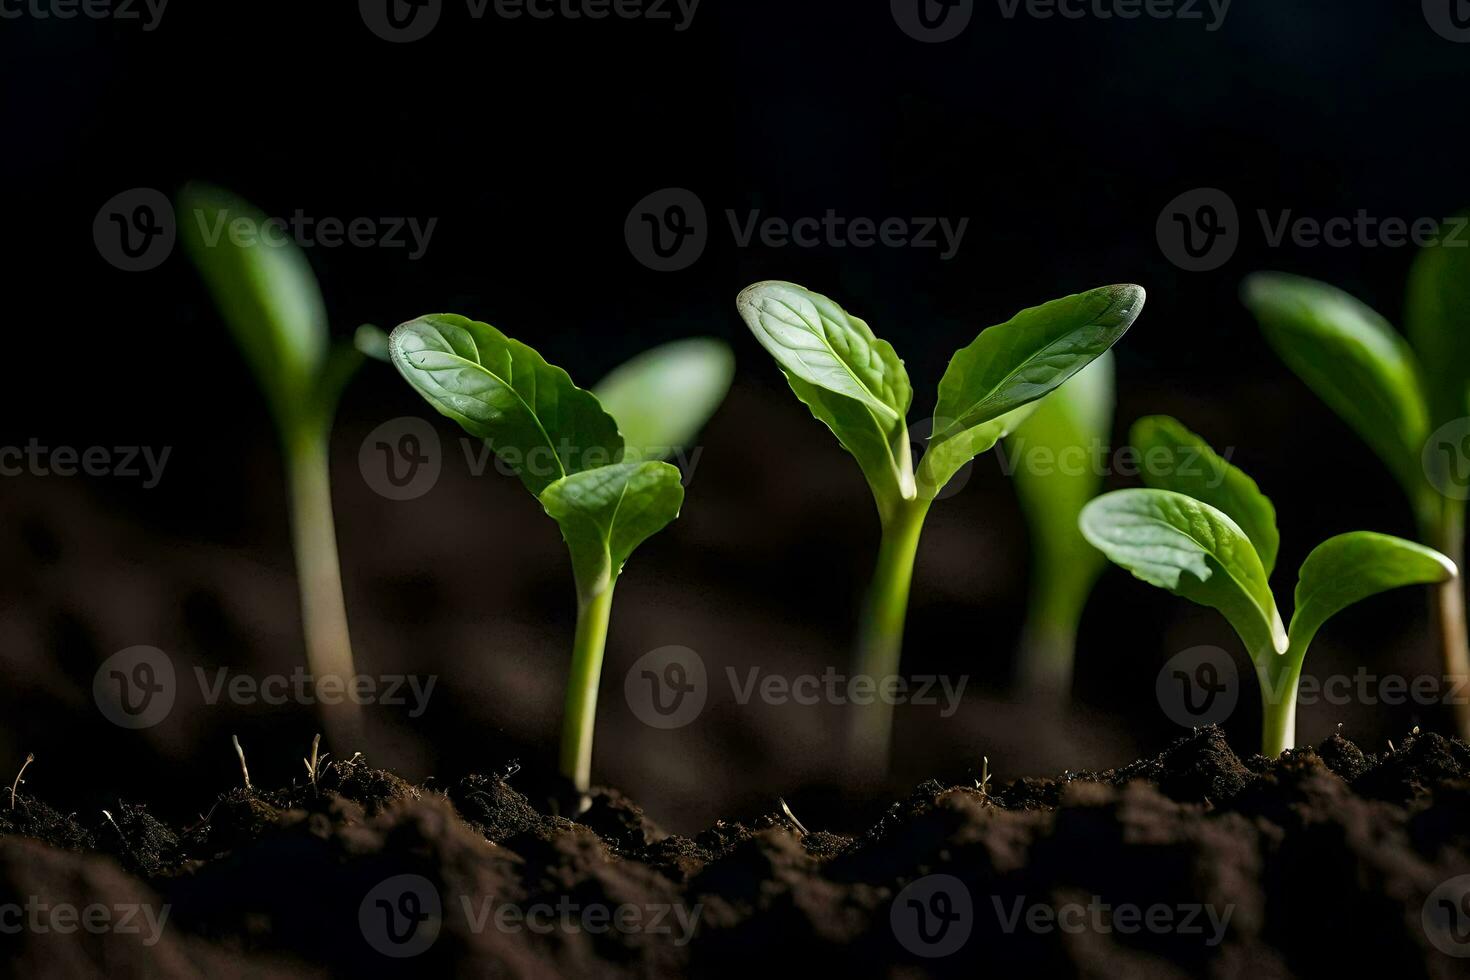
232,734,252,792
10,753,32,811
389,315,725,797
180,184,371,750
303,734,329,795
1080,416,1457,756
737,281,1145,768
1005,352,1116,698
1242,240,1470,737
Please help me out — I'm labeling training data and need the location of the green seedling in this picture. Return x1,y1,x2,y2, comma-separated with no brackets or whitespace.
1242,241,1470,738
1006,351,1115,699
180,184,370,750
737,281,1145,768
1080,416,1457,757
389,315,727,797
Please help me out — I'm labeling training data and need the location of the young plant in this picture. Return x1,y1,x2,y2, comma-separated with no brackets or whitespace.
1005,351,1115,699
591,337,735,462
389,315,712,797
180,184,368,750
1080,415,1457,756
737,281,1145,768
1242,244,1470,738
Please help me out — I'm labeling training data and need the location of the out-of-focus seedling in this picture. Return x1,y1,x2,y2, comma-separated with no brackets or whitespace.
1081,416,1456,756
10,753,33,811
180,184,367,750
1006,351,1116,699
738,281,1145,769
1242,242,1470,738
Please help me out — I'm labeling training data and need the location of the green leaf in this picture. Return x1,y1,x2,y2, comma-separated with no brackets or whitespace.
539,461,685,598
178,183,328,428
1405,218,1470,426
592,338,734,461
915,403,1037,500
1243,273,1432,509
1080,489,1287,656
389,314,623,496
919,284,1144,499
1008,352,1115,625
1130,415,1281,576
1288,531,1457,650
354,324,391,363
737,282,915,512
736,281,910,422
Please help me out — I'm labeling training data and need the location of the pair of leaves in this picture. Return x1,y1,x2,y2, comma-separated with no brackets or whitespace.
736,281,1146,521
1080,417,1455,666
391,315,713,598
178,183,363,437
1243,230,1470,528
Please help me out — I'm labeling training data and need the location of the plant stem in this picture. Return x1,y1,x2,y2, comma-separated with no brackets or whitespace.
1017,592,1086,700
1429,503,1470,741
285,426,362,752
848,497,931,775
1256,646,1305,758
561,581,617,797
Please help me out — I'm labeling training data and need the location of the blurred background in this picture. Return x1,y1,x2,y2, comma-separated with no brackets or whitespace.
1,0,1467,833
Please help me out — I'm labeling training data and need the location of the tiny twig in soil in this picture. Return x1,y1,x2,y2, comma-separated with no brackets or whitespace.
10,753,34,811
975,756,992,802
232,735,252,792
779,798,809,837
303,734,329,796
102,809,123,836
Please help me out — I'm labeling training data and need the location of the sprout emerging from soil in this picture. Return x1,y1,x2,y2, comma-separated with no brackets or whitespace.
388,316,730,798
1080,416,1458,756
737,281,1145,770
10,753,33,811
1242,238,1470,739
232,734,252,792
179,184,370,751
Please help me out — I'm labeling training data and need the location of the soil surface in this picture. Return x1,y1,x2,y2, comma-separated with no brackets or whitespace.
4,726,1470,978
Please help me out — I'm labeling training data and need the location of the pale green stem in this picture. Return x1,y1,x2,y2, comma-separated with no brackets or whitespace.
1255,643,1306,758
1428,503,1470,741
1017,584,1088,700
848,497,931,775
285,426,362,752
561,581,617,797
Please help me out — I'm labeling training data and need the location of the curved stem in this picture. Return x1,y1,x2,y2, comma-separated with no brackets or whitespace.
285,427,362,752
561,581,617,797
847,498,931,776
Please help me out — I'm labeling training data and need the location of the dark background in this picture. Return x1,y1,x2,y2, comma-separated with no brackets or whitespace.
1,0,1467,833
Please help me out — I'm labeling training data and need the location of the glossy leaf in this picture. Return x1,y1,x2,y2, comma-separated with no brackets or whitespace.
1243,273,1431,506
919,284,1144,498
592,338,734,461
1080,489,1287,656
389,314,623,496
539,461,685,598
916,403,1037,500
178,183,328,426
1406,219,1470,426
1289,531,1457,650
1130,415,1281,576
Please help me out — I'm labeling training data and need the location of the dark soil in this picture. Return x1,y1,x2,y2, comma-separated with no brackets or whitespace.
4,726,1470,978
